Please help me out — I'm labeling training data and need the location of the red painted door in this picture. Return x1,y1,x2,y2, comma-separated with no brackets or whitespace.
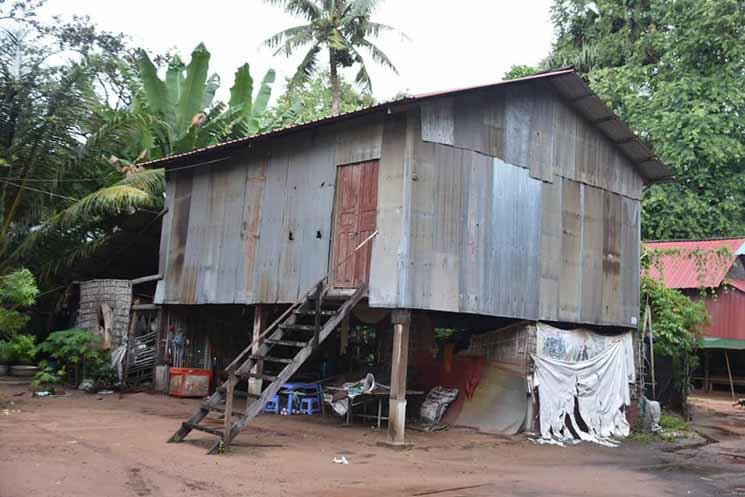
331,161,379,288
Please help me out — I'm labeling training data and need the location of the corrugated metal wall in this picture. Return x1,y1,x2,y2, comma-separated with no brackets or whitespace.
159,115,383,305
702,289,745,340
369,99,642,327
159,84,643,327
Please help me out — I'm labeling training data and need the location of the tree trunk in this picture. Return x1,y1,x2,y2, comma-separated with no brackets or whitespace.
329,49,340,115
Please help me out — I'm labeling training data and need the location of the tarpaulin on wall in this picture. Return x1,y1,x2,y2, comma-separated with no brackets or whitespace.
532,326,634,446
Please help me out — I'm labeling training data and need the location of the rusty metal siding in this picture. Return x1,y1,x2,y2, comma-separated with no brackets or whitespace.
369,113,408,306
253,132,338,303
418,83,644,200
703,290,745,340
370,111,543,319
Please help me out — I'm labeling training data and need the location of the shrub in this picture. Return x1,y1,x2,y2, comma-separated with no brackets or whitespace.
7,334,37,364
0,269,40,339
0,340,11,363
31,361,65,393
37,329,115,385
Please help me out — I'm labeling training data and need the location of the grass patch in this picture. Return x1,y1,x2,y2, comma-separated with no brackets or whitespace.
628,412,692,444
659,413,689,431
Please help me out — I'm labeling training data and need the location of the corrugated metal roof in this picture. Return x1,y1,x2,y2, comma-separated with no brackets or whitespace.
139,68,672,184
644,238,745,289
727,279,745,293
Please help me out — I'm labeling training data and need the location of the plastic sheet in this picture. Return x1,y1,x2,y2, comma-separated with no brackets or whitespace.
532,338,633,446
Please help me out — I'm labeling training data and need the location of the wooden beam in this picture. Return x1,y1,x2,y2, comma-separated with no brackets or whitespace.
725,350,736,399
388,309,411,445
248,305,267,397
130,274,162,286
132,303,159,311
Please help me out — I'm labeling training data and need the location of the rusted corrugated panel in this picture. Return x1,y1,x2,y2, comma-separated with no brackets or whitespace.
558,178,582,322
333,114,383,165
538,177,562,321
421,97,455,145
241,155,267,302
579,184,603,324
382,110,543,319
164,169,193,304
253,131,338,304
644,238,745,289
704,289,745,340
621,197,641,326
418,84,644,199
601,192,623,325
368,113,408,306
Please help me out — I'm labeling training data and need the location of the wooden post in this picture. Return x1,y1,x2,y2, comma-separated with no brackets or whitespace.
248,305,266,397
387,309,411,446
704,350,711,393
223,375,235,446
725,350,735,399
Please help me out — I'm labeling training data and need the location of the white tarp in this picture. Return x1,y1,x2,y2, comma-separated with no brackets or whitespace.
532,334,634,447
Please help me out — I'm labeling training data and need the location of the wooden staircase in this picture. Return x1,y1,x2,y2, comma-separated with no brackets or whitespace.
167,280,367,454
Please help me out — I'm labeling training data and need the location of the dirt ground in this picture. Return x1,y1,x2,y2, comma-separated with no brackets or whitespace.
1,383,742,497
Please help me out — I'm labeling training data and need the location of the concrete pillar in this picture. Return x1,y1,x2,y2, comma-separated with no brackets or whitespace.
248,305,266,396
387,309,411,445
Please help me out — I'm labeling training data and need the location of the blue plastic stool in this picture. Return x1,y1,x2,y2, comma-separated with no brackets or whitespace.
299,396,320,415
264,394,280,414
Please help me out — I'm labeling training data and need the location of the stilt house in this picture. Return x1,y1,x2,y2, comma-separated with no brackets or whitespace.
138,68,672,452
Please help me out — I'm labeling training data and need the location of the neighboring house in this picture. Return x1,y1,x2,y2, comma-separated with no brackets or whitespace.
645,237,745,394
136,67,672,451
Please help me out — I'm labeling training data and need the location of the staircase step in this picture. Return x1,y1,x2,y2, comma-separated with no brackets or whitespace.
279,324,316,332
246,372,278,382
249,355,293,364
209,405,244,417
183,422,223,437
265,339,307,347
293,309,336,316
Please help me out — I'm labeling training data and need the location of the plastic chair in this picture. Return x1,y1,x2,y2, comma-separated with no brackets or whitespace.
299,395,321,415
263,394,280,414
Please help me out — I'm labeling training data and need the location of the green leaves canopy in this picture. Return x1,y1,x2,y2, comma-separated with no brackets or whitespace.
546,0,745,240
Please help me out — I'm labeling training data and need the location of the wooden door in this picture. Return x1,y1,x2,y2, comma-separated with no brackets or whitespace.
331,160,379,288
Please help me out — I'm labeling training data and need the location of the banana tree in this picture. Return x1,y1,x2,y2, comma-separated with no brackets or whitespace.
15,44,293,279
136,43,280,160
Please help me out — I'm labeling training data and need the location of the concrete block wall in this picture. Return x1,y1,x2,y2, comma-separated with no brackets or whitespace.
74,279,132,349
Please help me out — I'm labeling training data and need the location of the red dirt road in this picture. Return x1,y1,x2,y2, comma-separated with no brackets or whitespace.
0,384,724,497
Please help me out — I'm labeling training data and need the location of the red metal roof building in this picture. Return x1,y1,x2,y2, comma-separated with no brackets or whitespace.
645,238,745,343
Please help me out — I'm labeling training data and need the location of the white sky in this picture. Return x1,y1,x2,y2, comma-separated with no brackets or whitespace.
42,0,555,102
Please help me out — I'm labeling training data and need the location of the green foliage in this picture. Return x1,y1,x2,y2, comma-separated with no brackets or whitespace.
135,45,281,158
503,65,539,81
0,268,39,340
269,71,374,124
640,275,708,363
37,329,101,368
265,0,405,112
659,412,689,432
6,334,36,364
0,339,11,363
31,360,65,392
546,0,745,240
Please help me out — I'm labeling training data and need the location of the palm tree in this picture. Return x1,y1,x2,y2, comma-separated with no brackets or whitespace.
13,44,294,279
264,0,405,114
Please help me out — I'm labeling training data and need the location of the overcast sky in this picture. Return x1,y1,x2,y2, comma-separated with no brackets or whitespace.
42,0,555,101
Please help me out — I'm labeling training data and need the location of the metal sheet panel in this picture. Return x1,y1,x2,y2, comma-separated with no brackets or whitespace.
418,84,643,198
378,112,544,319
421,97,455,145
333,114,383,165
369,113,408,306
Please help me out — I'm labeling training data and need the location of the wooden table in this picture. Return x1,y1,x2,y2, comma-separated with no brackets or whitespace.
326,386,424,428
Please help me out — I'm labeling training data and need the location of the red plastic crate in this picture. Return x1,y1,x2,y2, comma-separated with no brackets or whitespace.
168,367,211,398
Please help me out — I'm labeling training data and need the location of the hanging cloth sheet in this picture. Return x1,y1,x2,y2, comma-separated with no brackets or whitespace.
532,338,633,447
